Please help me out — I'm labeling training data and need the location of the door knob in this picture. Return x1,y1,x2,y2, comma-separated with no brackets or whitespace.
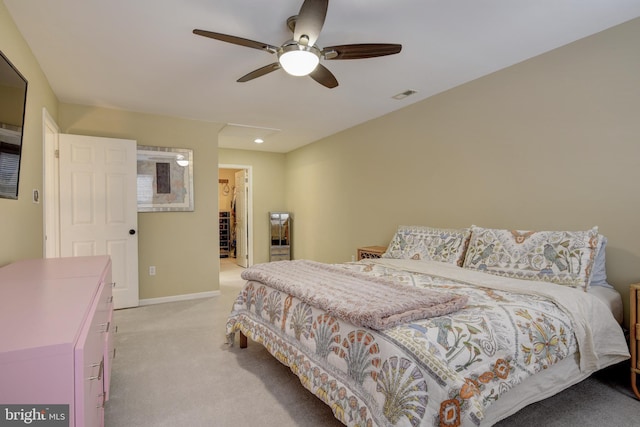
129,229,136,235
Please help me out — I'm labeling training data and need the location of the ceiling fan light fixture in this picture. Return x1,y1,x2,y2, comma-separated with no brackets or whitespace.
194,0,403,88
278,43,320,76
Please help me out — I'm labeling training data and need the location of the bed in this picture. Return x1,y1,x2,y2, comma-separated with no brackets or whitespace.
226,225,629,427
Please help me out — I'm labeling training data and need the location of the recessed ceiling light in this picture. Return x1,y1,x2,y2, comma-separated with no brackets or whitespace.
254,138,264,144
219,124,280,148
392,90,417,100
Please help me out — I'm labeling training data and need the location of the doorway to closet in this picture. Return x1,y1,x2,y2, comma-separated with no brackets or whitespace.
218,165,253,269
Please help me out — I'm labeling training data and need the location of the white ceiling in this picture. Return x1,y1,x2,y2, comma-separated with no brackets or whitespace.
5,0,640,153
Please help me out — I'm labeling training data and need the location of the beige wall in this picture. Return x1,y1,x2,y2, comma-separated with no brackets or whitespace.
3,0,639,324
2,0,284,297
58,104,223,300
0,2,58,265
218,148,287,264
286,18,640,325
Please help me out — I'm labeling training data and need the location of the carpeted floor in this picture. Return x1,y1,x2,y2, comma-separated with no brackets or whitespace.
104,259,640,426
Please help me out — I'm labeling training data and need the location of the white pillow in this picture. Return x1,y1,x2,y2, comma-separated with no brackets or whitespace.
589,236,612,288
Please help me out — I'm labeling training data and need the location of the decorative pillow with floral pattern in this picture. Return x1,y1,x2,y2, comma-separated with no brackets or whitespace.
462,225,600,290
382,226,471,266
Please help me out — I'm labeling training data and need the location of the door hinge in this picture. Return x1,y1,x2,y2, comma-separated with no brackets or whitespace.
54,149,60,158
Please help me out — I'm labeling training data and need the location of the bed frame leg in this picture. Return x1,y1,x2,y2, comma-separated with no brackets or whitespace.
239,331,247,349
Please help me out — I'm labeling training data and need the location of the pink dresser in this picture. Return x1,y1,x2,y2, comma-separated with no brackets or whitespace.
0,256,114,427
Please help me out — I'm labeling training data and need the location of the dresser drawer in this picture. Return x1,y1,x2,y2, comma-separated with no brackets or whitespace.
104,303,115,401
270,245,290,261
75,281,110,427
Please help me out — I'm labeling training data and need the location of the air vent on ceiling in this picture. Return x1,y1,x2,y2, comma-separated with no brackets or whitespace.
392,90,417,100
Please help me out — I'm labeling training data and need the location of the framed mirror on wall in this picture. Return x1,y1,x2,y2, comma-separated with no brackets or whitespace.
136,145,194,212
0,50,28,200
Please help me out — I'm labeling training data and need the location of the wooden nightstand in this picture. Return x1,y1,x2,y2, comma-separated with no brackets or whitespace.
357,246,387,261
631,283,640,399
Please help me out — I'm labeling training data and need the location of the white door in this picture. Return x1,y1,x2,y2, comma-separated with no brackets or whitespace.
59,134,139,309
234,169,248,268
43,109,60,258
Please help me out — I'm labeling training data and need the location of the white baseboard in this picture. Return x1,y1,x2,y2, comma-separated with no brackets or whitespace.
139,290,221,306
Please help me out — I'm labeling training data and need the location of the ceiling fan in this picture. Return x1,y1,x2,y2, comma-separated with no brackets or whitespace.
193,0,402,89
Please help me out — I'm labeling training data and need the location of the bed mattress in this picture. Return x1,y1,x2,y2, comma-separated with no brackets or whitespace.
588,286,624,324
226,258,629,427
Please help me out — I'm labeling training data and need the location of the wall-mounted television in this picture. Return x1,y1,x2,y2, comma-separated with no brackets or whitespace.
0,50,28,200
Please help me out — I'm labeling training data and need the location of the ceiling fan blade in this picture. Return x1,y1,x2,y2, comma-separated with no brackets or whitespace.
293,0,328,46
322,43,402,60
193,29,278,53
237,63,281,82
309,64,338,89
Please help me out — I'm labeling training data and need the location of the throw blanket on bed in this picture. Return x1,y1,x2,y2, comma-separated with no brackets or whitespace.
240,260,468,330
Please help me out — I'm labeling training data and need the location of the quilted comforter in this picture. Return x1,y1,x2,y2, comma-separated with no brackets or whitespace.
240,260,469,330
225,258,629,427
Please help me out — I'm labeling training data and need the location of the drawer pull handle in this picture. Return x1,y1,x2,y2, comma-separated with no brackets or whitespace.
97,393,106,409
108,296,113,303
88,359,104,381
100,322,110,333
111,282,116,288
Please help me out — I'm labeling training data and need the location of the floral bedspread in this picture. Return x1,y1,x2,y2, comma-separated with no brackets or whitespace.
225,259,610,427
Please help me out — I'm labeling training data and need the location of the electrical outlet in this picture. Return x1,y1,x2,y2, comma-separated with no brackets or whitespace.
149,266,156,276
